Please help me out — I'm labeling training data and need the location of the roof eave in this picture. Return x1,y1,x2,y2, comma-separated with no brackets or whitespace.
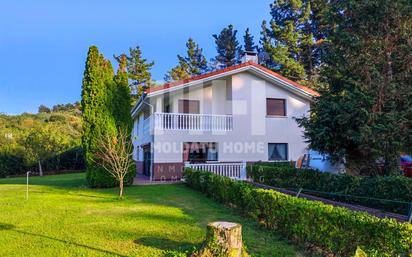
131,93,147,118
248,66,317,101
146,66,251,98
146,65,317,101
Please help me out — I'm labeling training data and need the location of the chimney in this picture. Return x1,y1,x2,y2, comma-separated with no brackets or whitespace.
241,51,258,64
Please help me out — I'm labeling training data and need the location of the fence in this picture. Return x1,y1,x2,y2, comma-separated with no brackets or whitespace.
185,162,247,180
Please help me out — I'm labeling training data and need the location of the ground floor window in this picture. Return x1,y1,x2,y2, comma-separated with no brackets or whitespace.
183,142,218,163
268,143,288,161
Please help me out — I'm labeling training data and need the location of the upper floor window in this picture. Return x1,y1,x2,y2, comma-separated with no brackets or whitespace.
266,98,286,116
268,143,288,161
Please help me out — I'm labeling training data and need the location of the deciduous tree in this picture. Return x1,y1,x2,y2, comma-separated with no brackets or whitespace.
23,126,70,176
94,129,134,198
38,105,51,114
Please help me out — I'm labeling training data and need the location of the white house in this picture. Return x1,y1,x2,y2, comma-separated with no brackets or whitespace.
131,54,319,181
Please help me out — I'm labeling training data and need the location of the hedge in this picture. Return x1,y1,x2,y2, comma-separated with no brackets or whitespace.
184,168,412,257
0,147,85,178
248,163,412,214
0,152,26,177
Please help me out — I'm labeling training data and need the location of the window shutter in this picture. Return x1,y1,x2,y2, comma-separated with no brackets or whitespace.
266,99,286,116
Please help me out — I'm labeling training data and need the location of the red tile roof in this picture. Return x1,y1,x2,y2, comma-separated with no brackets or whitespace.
146,61,319,97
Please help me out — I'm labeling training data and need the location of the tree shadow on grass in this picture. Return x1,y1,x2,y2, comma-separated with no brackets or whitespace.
0,223,15,230
0,172,88,188
0,223,126,257
134,236,198,253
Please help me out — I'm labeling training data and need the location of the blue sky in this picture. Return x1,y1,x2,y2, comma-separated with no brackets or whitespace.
0,0,272,114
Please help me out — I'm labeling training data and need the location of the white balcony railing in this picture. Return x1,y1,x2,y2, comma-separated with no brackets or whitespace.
185,162,247,180
153,112,233,131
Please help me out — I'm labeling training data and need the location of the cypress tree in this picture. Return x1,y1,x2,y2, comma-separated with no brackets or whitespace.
112,54,133,133
165,38,208,81
111,54,135,184
81,46,117,187
212,25,242,69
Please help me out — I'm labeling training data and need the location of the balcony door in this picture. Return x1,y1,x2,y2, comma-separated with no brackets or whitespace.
178,99,200,129
178,99,200,114
183,142,218,163
142,144,151,177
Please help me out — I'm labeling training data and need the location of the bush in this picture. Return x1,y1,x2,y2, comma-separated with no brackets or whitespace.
248,164,412,214
184,168,412,257
48,114,66,122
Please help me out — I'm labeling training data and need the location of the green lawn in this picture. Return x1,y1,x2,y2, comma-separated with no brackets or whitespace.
0,173,303,257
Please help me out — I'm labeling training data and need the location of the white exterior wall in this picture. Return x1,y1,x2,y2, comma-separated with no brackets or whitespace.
148,71,310,163
132,112,153,161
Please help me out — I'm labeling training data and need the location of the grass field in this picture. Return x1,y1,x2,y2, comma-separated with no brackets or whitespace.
0,173,303,257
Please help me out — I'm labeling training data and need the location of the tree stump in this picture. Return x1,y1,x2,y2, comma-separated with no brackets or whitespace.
192,221,249,257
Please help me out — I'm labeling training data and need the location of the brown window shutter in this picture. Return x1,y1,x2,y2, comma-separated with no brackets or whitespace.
266,98,286,116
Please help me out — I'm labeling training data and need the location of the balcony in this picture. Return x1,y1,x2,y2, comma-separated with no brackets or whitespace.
152,112,233,131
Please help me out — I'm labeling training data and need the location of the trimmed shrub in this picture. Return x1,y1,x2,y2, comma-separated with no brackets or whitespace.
0,147,85,178
252,161,294,168
248,164,412,214
184,168,412,257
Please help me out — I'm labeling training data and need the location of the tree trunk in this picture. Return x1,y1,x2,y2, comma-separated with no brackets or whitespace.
38,160,43,177
192,221,249,257
119,179,124,198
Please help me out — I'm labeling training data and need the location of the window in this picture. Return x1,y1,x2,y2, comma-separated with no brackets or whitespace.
178,99,200,114
268,143,288,161
183,142,218,162
206,143,218,161
266,98,286,116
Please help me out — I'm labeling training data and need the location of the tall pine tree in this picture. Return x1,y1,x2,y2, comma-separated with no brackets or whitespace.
212,25,242,69
165,62,190,82
81,46,117,187
297,0,412,175
243,28,257,52
260,0,327,81
165,38,208,81
115,46,154,99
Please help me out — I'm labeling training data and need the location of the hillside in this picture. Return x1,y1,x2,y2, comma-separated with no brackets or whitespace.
0,104,84,177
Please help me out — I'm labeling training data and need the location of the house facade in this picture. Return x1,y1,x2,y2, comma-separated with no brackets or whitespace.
131,56,318,181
